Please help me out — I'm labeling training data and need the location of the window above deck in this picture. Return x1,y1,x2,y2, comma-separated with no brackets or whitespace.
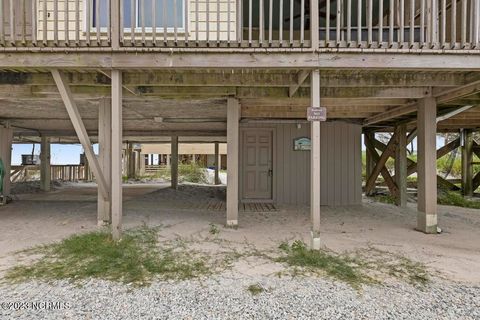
0,0,478,51
92,0,185,30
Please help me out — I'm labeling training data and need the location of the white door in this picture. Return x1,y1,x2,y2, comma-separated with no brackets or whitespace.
242,130,273,201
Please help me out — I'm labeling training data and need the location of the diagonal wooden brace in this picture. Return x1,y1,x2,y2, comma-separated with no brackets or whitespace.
364,132,399,196
375,137,461,191
364,133,399,197
51,70,109,200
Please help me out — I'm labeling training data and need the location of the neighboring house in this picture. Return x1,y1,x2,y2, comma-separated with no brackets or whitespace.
0,0,479,243
140,143,227,168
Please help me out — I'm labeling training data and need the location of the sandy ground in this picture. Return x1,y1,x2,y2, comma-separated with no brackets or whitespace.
0,182,479,284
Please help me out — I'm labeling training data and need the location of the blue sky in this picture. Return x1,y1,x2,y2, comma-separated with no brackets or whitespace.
12,144,99,165
11,135,447,165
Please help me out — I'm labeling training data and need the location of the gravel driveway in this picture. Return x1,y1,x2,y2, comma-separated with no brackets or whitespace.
1,275,479,320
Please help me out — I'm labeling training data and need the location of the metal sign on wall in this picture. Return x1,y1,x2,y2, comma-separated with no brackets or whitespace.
293,137,311,151
307,107,327,121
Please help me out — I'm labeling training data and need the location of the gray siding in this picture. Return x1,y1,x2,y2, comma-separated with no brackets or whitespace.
240,121,362,206
319,122,362,206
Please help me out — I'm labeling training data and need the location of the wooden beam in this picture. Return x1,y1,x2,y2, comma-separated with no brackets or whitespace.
0,85,433,100
461,129,474,196
289,70,309,97
364,133,399,197
111,70,123,240
226,98,240,227
473,141,480,158
436,79,480,104
97,70,137,96
0,71,471,88
2,52,480,70
40,136,51,192
376,136,461,191
437,137,461,158
51,70,109,200
417,97,438,234
310,69,321,250
395,124,407,207
364,131,375,180
436,105,476,122
98,98,112,225
171,136,179,189
0,126,13,202
214,142,220,185
364,102,418,125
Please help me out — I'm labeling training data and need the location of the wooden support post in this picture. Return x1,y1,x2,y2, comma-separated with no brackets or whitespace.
139,153,146,176
111,70,123,240
214,142,221,185
127,143,135,179
364,131,375,182
171,136,179,189
40,136,51,192
461,129,473,196
51,70,109,201
394,124,407,207
226,98,240,227
98,98,112,225
0,126,13,204
417,97,438,234
135,150,140,176
310,69,321,250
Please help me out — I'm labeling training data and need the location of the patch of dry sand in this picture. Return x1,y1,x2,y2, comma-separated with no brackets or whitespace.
0,183,479,284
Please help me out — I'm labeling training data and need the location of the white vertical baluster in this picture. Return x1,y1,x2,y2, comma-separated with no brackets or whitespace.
409,0,414,47
290,0,293,45
269,0,273,45
31,0,37,45
152,0,157,45
378,0,383,45
248,0,252,45
279,0,283,44
300,0,304,45
357,0,362,46
450,0,456,48
389,0,393,47
347,0,352,44
326,0,330,45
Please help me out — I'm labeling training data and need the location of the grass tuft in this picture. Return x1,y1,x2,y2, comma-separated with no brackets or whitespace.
209,223,220,235
276,241,373,289
276,241,431,288
438,191,480,209
372,194,397,205
5,226,211,286
352,248,430,286
247,283,265,296
150,164,208,184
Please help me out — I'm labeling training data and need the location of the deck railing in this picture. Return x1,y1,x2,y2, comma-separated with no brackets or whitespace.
319,0,480,49
0,0,478,50
11,164,90,182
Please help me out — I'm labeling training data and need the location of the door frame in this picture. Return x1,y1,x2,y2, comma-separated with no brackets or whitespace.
239,126,276,204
